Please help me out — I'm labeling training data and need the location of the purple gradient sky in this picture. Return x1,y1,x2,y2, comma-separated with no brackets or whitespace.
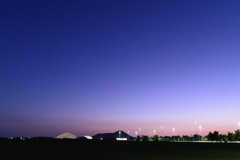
1,0,240,138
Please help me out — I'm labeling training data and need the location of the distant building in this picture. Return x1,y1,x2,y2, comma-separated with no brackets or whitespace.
56,132,77,139
92,130,134,140
77,136,93,140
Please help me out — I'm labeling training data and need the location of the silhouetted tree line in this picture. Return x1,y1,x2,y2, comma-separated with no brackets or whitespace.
136,129,240,142
136,134,202,142
207,129,240,142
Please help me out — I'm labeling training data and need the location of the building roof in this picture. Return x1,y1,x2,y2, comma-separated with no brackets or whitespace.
56,132,77,139
92,130,134,140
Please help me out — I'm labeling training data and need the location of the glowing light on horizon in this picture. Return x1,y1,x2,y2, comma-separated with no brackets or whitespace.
84,136,93,139
116,138,127,141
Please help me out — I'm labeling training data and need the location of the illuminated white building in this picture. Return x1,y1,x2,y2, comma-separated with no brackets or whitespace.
92,130,134,140
56,132,77,139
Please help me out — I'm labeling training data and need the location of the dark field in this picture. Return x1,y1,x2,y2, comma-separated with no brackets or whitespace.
1,139,240,160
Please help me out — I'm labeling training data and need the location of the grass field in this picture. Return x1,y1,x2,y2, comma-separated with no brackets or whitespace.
1,139,240,160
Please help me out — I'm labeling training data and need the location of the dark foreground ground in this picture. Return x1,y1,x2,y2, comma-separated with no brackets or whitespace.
1,139,240,160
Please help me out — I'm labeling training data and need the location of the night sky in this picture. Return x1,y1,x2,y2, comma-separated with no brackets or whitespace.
1,0,240,138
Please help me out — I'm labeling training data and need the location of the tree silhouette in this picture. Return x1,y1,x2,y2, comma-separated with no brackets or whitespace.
222,135,228,143
235,130,240,141
213,131,219,141
219,134,223,142
136,135,140,141
142,135,149,141
227,132,235,142
153,135,159,141
207,132,213,141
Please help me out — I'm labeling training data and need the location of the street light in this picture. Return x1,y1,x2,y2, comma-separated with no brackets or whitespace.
119,131,121,138
199,126,202,141
135,131,137,138
161,126,163,141
154,130,156,135
238,123,240,129
173,128,175,142
195,122,198,141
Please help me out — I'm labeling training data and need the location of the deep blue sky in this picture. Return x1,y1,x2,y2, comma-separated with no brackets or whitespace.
1,0,240,138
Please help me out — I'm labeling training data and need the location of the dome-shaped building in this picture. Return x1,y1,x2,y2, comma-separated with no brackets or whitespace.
56,132,77,139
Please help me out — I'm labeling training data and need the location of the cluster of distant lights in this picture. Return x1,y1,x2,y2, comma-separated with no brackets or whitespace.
134,127,164,136
10,137,33,140
128,122,240,137
8,122,240,139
